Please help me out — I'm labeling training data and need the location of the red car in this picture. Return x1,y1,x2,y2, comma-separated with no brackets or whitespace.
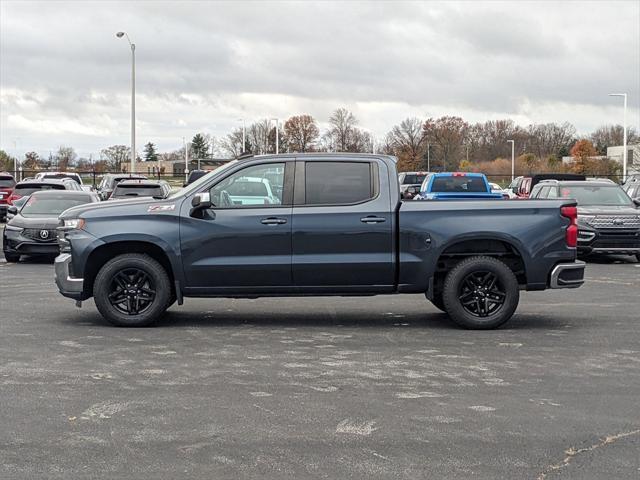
0,172,17,221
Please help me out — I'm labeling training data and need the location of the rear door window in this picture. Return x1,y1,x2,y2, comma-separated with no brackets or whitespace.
304,162,373,205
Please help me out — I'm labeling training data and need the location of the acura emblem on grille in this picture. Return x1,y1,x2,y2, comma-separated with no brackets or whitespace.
39,229,50,239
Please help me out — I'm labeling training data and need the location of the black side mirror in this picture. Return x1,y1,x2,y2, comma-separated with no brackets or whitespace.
7,206,18,216
633,198,640,207
190,192,212,217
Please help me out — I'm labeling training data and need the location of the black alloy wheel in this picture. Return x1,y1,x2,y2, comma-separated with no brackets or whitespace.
457,271,506,317
108,268,156,315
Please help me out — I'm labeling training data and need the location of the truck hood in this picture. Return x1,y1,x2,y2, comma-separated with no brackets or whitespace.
578,205,640,216
59,196,179,220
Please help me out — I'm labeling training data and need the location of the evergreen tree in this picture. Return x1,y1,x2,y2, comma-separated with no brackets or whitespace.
191,133,209,159
143,142,158,162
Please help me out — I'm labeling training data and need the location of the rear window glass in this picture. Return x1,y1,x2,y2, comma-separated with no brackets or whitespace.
401,174,427,185
15,184,66,195
431,176,487,193
113,185,163,197
0,177,16,187
305,162,372,205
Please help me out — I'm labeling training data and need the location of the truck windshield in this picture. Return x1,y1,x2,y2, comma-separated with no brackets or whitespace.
431,176,486,192
559,185,634,206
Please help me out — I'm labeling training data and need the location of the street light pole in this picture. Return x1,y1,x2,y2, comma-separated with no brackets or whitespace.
609,93,628,182
116,32,136,175
507,140,515,181
270,118,279,154
427,142,430,171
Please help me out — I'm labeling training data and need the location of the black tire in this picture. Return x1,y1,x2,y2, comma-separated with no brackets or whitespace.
442,256,519,330
4,251,20,263
93,253,171,327
636,253,640,263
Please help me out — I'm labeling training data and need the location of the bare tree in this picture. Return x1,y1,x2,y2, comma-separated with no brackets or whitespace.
422,116,469,170
284,115,319,152
526,122,576,159
590,125,639,155
101,145,130,172
388,117,425,166
221,129,245,158
55,146,77,171
327,108,358,152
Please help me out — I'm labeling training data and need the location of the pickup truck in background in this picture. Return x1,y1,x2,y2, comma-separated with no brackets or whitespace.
414,172,504,200
398,171,428,199
55,154,585,329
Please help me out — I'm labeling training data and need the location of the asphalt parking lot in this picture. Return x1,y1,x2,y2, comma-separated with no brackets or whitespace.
1,245,639,479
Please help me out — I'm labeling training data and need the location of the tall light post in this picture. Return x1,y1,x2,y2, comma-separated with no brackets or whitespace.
270,118,279,154
608,93,628,181
116,31,136,175
507,140,515,181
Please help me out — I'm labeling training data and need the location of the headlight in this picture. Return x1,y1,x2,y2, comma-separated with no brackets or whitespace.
62,218,85,230
578,215,595,224
5,225,23,232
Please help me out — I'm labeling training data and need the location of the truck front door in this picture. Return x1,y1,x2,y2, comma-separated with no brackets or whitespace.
180,161,294,292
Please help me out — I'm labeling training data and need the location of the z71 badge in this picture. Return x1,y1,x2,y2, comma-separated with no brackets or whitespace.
148,204,175,213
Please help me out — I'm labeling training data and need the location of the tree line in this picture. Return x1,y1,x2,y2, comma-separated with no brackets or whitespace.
1,108,636,174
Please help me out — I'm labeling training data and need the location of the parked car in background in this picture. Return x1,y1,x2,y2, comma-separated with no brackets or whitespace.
3,190,99,262
415,172,503,200
0,172,16,221
398,171,429,199
54,153,584,329
184,169,209,187
110,179,172,200
624,179,640,201
530,179,640,261
512,174,586,199
97,174,147,200
7,178,82,206
489,182,511,199
35,171,82,185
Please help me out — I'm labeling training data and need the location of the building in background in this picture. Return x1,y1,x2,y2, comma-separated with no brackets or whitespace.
607,144,640,175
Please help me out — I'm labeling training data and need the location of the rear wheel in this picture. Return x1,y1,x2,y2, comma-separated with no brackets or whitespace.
442,256,519,330
93,253,171,327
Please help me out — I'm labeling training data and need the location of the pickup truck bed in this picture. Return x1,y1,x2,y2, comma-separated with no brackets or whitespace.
55,153,585,329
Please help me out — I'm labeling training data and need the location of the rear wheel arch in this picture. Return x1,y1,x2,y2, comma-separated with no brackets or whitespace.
431,238,527,295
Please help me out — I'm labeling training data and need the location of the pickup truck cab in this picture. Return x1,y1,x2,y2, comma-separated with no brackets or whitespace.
415,172,503,200
55,154,585,329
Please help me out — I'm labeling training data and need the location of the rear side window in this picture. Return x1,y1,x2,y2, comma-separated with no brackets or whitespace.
305,162,372,205
431,176,486,193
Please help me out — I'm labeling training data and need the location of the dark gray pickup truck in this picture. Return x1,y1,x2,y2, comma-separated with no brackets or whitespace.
55,154,585,329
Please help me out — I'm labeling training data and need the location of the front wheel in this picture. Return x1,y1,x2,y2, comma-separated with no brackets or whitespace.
442,256,519,330
4,251,20,263
93,253,172,327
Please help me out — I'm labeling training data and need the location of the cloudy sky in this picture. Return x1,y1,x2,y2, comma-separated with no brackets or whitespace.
1,0,639,158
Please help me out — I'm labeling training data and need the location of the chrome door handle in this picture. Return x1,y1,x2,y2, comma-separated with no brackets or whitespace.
261,217,287,225
360,216,386,224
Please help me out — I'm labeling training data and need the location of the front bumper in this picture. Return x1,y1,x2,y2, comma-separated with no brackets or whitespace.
54,253,86,300
578,227,640,255
549,261,586,289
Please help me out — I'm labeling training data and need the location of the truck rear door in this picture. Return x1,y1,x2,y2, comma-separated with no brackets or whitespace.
291,158,394,291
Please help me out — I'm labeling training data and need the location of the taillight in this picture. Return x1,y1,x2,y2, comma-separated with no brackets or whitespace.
561,206,578,247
